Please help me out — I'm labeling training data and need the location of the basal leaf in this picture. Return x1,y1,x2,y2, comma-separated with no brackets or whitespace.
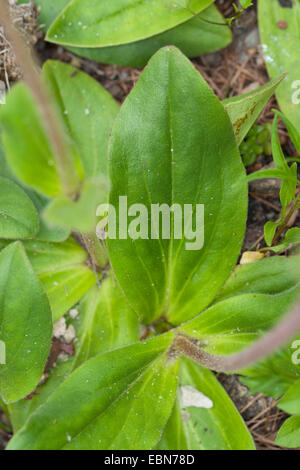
0,138,13,179
0,84,62,198
47,0,213,48
72,276,140,368
180,256,300,358
0,242,52,404
67,5,232,68
278,380,300,415
107,46,247,325
23,237,97,321
36,0,71,30
43,60,120,179
156,398,189,450
65,353,179,450
38,267,96,322
215,253,300,303
7,335,176,450
8,276,140,432
258,0,300,129
223,75,284,146
43,178,108,233
26,190,70,242
35,1,231,67
0,177,39,239
276,416,300,449
0,141,69,242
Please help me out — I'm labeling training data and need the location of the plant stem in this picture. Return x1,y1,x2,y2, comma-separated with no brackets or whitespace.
174,297,300,372
82,232,108,271
272,191,300,246
286,157,300,163
0,1,80,198
0,416,11,434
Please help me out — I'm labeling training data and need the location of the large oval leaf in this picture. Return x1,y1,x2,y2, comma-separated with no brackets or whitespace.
8,275,140,432
0,242,52,404
36,0,231,67
7,335,177,450
107,47,247,325
0,177,39,239
43,60,119,179
47,0,213,48
71,6,231,67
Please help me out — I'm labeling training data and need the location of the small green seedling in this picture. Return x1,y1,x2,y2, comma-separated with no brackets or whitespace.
240,123,272,167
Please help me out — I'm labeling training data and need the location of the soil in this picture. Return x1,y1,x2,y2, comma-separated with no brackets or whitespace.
0,0,299,451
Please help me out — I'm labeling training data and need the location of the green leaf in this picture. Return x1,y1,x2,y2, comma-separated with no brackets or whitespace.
156,398,189,450
8,275,140,432
36,0,72,30
0,177,39,239
264,220,279,246
23,237,97,321
107,46,247,325
268,228,300,253
43,60,120,179
67,5,232,67
47,0,214,48
0,242,52,404
180,256,300,357
247,168,300,183
43,178,108,233
26,190,70,242
276,416,300,449
72,276,140,368
0,138,13,179
278,380,300,415
158,357,255,450
0,140,69,242
271,114,297,209
0,84,62,198
7,335,177,450
223,75,284,146
240,0,253,8
241,344,300,399
258,0,300,130
178,357,254,449
215,255,300,302
273,110,300,155
35,1,231,67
